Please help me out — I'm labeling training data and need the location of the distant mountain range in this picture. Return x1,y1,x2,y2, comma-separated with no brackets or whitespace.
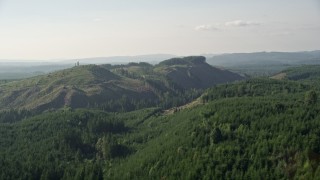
0,54,176,65
1,51,319,79
65,54,176,65
206,50,320,76
207,50,320,66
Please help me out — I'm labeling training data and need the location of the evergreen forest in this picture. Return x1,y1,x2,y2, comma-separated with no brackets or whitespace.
0,59,320,179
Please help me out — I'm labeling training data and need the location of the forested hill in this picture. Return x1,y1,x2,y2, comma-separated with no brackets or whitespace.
0,65,320,179
0,74,320,179
0,56,243,112
272,65,320,82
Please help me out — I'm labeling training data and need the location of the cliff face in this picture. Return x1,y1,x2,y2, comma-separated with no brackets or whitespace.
156,56,244,89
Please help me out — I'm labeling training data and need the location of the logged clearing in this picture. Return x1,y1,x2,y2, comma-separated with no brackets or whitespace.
163,97,203,115
271,72,287,80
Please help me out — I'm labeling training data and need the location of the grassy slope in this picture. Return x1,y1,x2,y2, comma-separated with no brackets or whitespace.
0,65,156,111
0,57,243,112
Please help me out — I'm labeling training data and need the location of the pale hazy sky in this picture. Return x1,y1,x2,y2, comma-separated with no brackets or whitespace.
0,0,319,60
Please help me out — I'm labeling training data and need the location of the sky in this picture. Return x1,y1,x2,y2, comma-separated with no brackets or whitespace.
0,0,319,60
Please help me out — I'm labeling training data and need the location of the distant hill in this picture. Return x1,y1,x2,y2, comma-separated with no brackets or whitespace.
0,56,243,112
207,50,320,76
0,63,74,80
